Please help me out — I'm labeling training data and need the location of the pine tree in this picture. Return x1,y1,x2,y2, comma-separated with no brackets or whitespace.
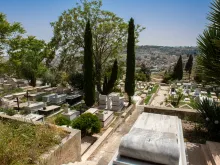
83,20,95,107
185,54,193,80
125,18,135,104
173,55,183,80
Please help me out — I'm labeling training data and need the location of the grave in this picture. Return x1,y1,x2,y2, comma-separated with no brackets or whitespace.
110,93,124,111
13,92,26,98
44,87,57,93
84,108,98,114
3,84,13,90
42,93,56,103
25,114,44,122
50,94,67,104
25,102,45,113
66,94,82,105
99,95,108,109
184,98,190,102
95,110,114,127
62,104,80,121
29,92,46,101
38,105,60,116
111,113,187,165
36,85,50,92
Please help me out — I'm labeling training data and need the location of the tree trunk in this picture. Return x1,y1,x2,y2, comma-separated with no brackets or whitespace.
129,96,132,105
95,61,102,93
30,76,36,87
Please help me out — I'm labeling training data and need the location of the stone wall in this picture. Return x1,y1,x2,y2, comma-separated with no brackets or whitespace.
0,114,81,165
137,105,201,122
40,127,81,165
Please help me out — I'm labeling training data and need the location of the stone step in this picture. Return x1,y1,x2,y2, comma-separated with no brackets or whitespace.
201,144,214,165
206,141,220,165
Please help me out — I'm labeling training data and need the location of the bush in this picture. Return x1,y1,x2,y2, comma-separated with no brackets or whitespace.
136,72,147,81
71,113,101,136
55,115,71,126
195,98,220,137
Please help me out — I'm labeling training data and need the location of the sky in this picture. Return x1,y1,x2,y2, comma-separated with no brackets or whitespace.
0,0,212,46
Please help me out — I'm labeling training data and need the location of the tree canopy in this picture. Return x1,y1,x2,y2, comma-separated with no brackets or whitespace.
51,0,144,91
8,36,50,86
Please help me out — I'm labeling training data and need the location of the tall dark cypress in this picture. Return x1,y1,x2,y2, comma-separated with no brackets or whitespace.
125,18,135,104
84,20,95,107
102,59,118,95
173,55,183,80
185,54,193,80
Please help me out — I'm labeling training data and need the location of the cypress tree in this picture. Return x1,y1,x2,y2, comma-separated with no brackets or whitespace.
173,55,183,80
185,54,193,80
102,75,108,95
102,59,118,95
83,20,95,107
125,18,135,104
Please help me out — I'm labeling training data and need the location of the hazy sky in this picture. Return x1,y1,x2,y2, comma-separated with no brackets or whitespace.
0,0,212,46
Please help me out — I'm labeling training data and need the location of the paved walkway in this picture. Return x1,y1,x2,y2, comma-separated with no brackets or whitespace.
150,86,169,107
88,108,141,165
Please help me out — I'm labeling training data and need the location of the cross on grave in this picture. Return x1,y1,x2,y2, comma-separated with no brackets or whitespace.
14,97,20,111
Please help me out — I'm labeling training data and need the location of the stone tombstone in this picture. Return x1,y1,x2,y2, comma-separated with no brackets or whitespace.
63,104,69,113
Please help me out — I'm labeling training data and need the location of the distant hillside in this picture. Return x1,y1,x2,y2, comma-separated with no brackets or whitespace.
136,45,198,57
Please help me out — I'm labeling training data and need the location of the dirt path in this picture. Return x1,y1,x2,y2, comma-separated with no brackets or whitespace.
150,86,169,107
88,108,141,165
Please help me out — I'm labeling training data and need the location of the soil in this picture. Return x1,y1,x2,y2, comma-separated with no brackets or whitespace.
182,120,220,144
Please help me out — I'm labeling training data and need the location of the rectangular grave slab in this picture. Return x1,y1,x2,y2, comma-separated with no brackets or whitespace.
62,110,80,121
112,113,187,165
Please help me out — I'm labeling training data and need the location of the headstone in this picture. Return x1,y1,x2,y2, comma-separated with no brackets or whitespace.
95,110,114,127
99,94,108,109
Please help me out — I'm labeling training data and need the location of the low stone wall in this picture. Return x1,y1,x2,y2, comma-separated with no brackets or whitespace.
121,104,135,120
137,105,201,122
0,114,81,165
40,127,81,165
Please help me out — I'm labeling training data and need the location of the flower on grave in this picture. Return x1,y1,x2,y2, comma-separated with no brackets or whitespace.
214,120,219,124
206,117,210,121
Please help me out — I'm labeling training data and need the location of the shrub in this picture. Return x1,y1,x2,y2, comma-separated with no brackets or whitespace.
4,108,17,116
71,113,101,136
195,98,220,137
55,115,71,126
136,72,147,81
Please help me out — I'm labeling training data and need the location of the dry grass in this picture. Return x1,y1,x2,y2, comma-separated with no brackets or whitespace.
0,120,67,165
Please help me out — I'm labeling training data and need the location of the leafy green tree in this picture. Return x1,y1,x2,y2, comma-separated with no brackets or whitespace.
51,0,144,92
185,54,193,80
71,113,101,136
8,36,49,86
172,55,183,80
0,13,25,55
102,59,118,95
84,20,95,107
197,0,220,85
125,18,135,104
